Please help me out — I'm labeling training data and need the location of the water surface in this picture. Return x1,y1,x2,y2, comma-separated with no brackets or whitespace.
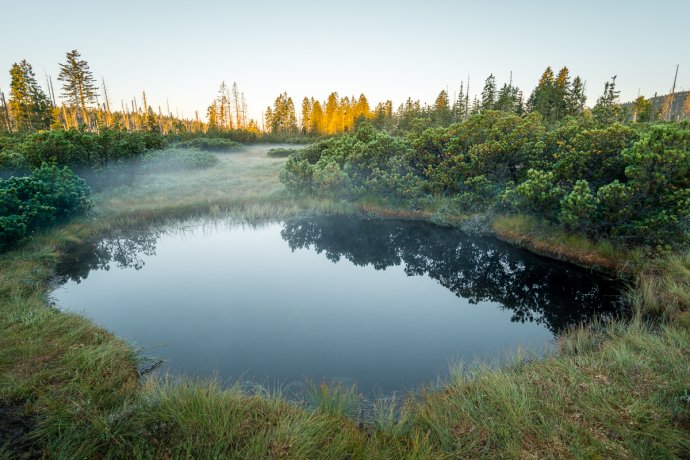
52,217,623,395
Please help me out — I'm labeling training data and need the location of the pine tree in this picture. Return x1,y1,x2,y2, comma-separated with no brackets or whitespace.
452,82,467,121
325,92,339,134
527,66,555,120
8,60,52,131
207,102,219,131
565,76,586,116
372,100,393,130
631,96,650,122
470,96,481,115
433,90,451,125
553,67,570,119
58,50,98,128
480,74,497,110
340,95,352,131
494,83,521,113
264,107,273,132
301,97,312,133
592,76,621,125
267,92,298,133
145,106,159,133
310,99,324,133
355,94,371,122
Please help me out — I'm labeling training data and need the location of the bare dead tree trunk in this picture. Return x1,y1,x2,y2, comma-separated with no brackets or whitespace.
0,90,12,132
102,78,112,127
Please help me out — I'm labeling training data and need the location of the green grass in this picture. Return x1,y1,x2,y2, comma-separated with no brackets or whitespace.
405,321,689,457
179,137,241,151
141,148,220,172
306,382,362,419
628,251,690,323
492,213,634,273
0,143,688,457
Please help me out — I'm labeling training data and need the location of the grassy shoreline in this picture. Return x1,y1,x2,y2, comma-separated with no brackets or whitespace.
1,147,688,458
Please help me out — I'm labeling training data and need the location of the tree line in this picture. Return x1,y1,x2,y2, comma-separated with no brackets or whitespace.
261,66,690,135
206,81,260,133
0,50,206,135
5,55,688,138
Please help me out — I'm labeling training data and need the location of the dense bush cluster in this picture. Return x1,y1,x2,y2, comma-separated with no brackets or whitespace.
179,129,258,145
0,129,166,171
141,149,219,172
179,137,240,151
0,164,92,250
267,147,299,158
282,115,690,247
281,124,423,201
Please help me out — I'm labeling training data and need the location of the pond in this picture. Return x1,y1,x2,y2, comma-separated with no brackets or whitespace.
51,216,624,396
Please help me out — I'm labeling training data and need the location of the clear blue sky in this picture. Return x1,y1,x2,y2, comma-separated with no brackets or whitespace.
2,0,688,122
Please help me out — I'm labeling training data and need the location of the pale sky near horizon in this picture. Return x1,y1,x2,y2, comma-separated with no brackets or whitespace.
1,0,688,123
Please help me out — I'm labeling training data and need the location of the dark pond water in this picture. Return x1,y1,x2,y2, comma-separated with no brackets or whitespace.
52,217,624,396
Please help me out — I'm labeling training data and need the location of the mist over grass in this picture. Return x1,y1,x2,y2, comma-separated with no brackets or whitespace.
178,137,241,151
267,147,301,158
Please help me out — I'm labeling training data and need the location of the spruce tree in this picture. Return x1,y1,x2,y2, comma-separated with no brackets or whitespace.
632,96,652,122
207,102,219,131
480,74,497,111
553,67,570,119
355,94,371,122
453,83,466,121
495,83,521,113
433,90,451,125
58,50,98,128
310,100,324,133
565,76,586,116
527,66,556,121
8,60,52,131
301,97,312,133
592,76,621,125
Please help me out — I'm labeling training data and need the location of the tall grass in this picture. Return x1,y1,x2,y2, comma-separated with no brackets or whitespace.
492,214,632,273
306,382,361,418
628,251,690,322
403,321,690,458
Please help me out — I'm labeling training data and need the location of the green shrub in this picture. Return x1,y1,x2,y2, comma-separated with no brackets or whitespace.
0,149,29,175
512,169,564,220
180,138,241,151
5,129,166,170
559,180,600,234
266,147,298,158
141,149,219,172
280,116,689,249
0,164,92,250
280,123,420,201
553,123,638,186
616,124,690,246
596,180,634,234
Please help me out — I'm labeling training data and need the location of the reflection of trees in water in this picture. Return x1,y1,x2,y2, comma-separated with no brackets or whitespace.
54,217,624,334
55,230,159,284
281,217,624,334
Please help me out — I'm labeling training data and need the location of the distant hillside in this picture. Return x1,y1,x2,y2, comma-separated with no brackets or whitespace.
622,90,689,121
